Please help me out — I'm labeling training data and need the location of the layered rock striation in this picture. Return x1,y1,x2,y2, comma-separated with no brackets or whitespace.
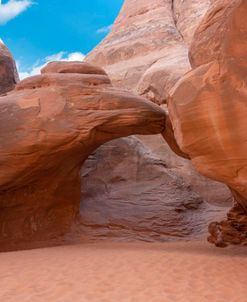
86,0,210,104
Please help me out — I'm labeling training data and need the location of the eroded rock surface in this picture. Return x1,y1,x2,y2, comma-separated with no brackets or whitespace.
0,61,166,251
0,41,19,94
169,0,247,246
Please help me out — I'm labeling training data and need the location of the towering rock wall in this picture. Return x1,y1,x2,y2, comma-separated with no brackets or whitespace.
86,0,210,104
169,0,247,246
0,41,19,94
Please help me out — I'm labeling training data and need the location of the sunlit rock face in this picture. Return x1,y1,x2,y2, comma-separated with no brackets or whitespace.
0,61,166,251
169,0,247,246
0,42,19,94
86,0,210,105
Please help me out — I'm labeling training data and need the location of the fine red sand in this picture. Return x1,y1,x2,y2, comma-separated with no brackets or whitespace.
0,241,246,302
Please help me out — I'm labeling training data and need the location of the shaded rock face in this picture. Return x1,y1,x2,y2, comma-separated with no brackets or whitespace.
78,137,227,242
0,61,166,251
139,133,231,207
86,0,210,104
0,42,19,94
169,0,247,246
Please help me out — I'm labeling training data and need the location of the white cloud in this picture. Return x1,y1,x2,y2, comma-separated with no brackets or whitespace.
0,0,33,25
17,51,85,80
96,24,112,34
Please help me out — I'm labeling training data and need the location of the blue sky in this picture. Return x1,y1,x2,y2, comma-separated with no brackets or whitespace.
0,0,123,78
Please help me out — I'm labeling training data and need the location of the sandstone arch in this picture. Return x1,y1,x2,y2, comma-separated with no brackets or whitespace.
0,61,166,251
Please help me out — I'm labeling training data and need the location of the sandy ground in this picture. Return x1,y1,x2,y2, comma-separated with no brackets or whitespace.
0,241,246,302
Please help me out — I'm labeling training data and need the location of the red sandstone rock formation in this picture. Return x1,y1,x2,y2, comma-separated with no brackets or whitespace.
0,61,166,251
0,41,19,94
2,0,243,249
86,0,231,207
169,0,247,246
